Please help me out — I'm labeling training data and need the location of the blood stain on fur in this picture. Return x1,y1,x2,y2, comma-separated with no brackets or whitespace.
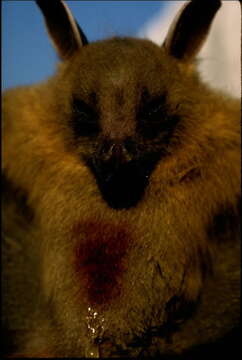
73,220,131,306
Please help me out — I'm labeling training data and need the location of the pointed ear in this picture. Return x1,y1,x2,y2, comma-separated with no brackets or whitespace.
162,0,221,62
36,0,88,61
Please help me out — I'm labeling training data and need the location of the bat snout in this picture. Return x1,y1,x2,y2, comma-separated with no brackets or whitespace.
97,138,138,165
87,140,160,209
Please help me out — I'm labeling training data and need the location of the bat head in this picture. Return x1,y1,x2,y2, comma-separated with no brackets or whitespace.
37,0,221,210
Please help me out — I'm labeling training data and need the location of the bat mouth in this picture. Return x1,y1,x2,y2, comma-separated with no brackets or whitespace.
87,153,160,209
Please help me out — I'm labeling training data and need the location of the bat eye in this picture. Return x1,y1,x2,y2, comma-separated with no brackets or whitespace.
71,98,100,137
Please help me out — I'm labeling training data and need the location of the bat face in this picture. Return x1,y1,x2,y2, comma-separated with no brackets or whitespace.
2,0,240,357
53,38,193,209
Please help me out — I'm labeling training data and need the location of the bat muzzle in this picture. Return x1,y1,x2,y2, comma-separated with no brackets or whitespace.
87,139,160,209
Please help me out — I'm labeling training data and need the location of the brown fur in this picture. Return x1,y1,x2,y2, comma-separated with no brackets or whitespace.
2,0,240,357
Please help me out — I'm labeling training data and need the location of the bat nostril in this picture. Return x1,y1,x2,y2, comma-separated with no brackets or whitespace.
110,143,123,158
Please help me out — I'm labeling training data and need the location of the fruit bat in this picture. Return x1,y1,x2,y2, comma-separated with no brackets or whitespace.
2,0,240,357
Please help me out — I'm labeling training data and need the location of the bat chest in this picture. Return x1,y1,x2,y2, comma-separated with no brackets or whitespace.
74,220,131,306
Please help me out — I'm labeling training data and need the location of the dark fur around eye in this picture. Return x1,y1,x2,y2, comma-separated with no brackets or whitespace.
70,98,100,137
138,95,180,140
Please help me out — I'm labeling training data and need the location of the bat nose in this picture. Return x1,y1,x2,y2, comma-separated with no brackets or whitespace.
87,137,160,209
99,138,137,163
108,143,124,158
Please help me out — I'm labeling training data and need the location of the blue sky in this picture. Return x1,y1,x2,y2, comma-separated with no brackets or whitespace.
2,0,165,90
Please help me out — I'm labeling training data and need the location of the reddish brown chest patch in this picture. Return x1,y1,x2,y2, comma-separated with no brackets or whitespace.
73,220,131,306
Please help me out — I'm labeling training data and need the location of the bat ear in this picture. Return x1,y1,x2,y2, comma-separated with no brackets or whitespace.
36,0,88,61
162,0,221,62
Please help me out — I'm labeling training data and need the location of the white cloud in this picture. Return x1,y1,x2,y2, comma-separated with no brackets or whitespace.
138,1,241,98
